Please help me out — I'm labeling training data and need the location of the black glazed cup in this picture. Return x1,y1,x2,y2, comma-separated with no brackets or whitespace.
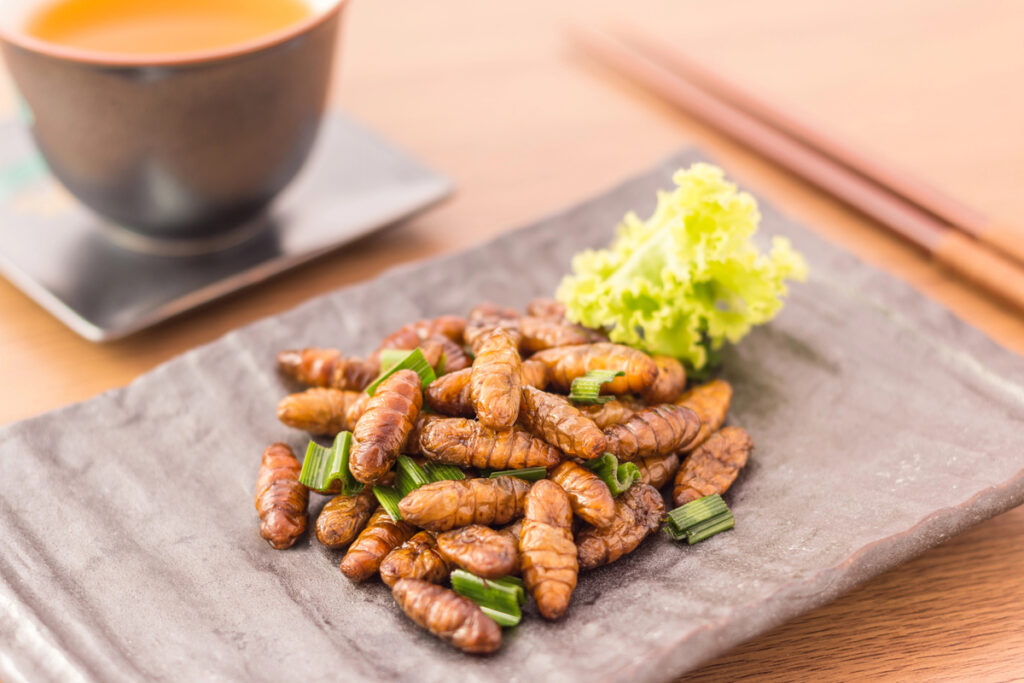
0,0,346,244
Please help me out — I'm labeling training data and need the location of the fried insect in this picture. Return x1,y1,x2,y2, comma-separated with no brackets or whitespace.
641,355,687,404
578,397,645,429
549,461,616,528
418,335,472,374
464,304,522,353
398,477,532,532
376,315,467,354
349,369,422,484
255,443,309,549
498,519,524,575
675,379,733,451
469,329,522,430
604,404,701,461
315,488,377,548
392,579,502,654
517,316,591,354
379,531,452,588
340,508,415,581
424,360,547,417
576,483,665,570
525,298,566,321
418,418,562,470
276,387,369,435
635,453,681,490
276,348,378,391
404,413,443,456
531,343,658,395
673,426,753,506
436,525,518,579
519,480,578,620
519,386,606,460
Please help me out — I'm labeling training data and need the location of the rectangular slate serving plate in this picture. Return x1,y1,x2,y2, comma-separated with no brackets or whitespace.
2,150,1023,683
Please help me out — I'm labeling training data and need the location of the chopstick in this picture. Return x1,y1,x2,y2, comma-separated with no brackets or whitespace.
571,26,1024,313
611,25,1024,269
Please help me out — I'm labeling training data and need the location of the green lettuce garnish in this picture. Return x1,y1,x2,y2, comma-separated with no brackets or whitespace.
556,163,807,369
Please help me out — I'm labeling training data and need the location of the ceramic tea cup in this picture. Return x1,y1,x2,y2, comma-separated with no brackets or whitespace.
0,0,346,243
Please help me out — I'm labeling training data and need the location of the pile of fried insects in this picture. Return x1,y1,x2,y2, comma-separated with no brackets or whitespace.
254,299,750,654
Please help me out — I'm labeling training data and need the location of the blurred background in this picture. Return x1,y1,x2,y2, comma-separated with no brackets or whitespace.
2,1,1024,676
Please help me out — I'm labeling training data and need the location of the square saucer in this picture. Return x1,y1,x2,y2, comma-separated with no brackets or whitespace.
0,113,452,341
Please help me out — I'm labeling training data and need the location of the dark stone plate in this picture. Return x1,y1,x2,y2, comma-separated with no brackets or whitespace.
1,150,1022,682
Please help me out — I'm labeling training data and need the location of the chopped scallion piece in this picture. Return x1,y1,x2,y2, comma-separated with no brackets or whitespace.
423,462,466,482
395,455,431,497
568,369,625,404
298,432,362,495
378,348,412,374
365,348,436,396
583,452,640,496
450,569,524,627
664,494,734,544
372,485,404,521
487,467,548,482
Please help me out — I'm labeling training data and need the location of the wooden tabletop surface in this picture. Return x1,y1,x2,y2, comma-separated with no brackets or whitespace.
2,0,1023,679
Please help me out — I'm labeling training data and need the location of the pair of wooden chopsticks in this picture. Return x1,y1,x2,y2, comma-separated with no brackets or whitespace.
572,26,1024,313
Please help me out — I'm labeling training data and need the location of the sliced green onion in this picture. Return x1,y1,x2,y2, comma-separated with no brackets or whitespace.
395,455,431,497
435,352,447,376
568,369,625,404
299,432,362,495
487,467,548,482
450,569,524,627
378,348,412,374
423,462,466,482
583,452,640,496
372,485,404,521
365,348,436,396
664,494,734,544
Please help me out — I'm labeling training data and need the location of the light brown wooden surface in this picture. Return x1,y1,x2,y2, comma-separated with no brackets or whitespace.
2,0,1023,679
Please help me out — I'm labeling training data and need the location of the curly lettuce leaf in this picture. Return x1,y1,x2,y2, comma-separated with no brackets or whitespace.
556,163,807,369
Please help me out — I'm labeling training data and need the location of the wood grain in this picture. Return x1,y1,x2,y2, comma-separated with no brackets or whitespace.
1,0,1023,678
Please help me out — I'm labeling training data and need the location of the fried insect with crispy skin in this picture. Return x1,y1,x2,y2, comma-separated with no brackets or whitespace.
398,477,531,532
392,579,502,654
379,531,452,587
276,388,369,435
417,335,472,374
635,453,681,490
464,304,522,353
315,488,377,548
531,343,658,395
519,386,606,460
578,397,645,429
349,370,422,484
498,519,524,575
469,329,522,430
255,443,309,549
576,483,665,570
549,461,616,528
404,413,443,456
376,315,467,354
418,418,562,470
675,379,733,451
673,426,753,506
425,360,547,417
518,316,591,354
277,348,378,391
641,355,687,404
340,508,415,581
436,525,518,578
526,298,566,321
519,480,578,620
604,404,701,461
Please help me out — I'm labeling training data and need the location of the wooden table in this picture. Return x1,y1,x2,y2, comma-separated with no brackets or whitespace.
2,0,1023,678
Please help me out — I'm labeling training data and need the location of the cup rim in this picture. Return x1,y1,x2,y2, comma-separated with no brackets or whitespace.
0,0,346,67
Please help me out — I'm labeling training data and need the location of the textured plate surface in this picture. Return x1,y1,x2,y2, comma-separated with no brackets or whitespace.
0,113,451,341
1,150,1023,683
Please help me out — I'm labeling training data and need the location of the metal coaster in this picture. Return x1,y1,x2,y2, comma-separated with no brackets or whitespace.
0,114,452,341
